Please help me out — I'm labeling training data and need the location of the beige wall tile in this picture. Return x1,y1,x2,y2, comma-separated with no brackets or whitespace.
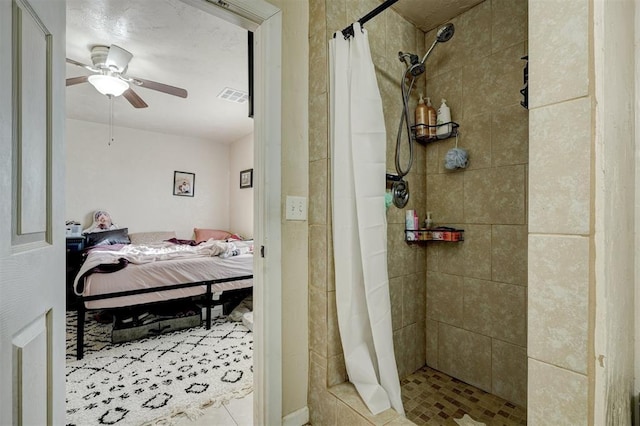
426,172,464,223
426,319,438,369
490,165,526,225
426,271,463,327
346,0,386,63
335,401,373,426
462,224,492,280
331,382,400,425
439,323,492,391
528,234,589,374
385,10,417,73
529,98,591,235
389,276,403,331
492,103,529,167
528,359,588,425
492,224,527,285
327,290,343,357
309,224,328,290
528,0,589,108
309,34,328,97
388,223,416,278
402,274,419,326
458,110,491,171
328,353,347,387
325,0,347,35
492,339,527,407
309,91,328,162
491,0,528,53
309,353,338,425
464,166,526,224
463,278,526,346
309,159,328,225
425,67,463,128
393,329,407,380
310,285,328,357
309,0,326,39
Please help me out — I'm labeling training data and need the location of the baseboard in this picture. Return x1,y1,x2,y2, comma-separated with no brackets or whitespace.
282,406,309,426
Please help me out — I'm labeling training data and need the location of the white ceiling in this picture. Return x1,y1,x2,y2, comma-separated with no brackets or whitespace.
66,0,253,143
389,0,485,32
65,0,481,143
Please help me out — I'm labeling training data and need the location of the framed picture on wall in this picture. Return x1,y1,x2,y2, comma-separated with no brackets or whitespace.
240,169,253,189
173,171,195,197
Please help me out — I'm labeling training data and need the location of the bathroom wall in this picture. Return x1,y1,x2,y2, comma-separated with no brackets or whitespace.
422,0,528,407
307,0,427,423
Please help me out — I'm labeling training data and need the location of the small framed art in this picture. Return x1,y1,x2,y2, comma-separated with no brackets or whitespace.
173,171,195,197
240,168,253,189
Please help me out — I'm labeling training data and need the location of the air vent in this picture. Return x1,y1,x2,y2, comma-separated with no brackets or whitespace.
217,87,249,104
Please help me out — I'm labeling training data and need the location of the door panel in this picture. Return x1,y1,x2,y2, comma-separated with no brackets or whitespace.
0,0,66,424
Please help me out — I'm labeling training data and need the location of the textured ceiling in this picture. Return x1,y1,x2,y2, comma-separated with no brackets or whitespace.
66,0,253,143
388,0,485,32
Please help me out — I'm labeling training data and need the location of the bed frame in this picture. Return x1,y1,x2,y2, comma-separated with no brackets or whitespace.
75,274,253,360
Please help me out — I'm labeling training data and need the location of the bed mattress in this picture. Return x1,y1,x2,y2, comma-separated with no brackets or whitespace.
81,253,253,309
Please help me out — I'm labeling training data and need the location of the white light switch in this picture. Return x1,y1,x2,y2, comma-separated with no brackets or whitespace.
286,196,307,221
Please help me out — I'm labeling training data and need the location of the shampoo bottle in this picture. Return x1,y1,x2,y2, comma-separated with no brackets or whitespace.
426,97,437,138
436,98,452,139
415,94,428,138
424,212,433,229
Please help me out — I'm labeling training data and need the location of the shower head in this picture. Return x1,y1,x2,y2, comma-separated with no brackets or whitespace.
421,23,455,64
436,23,455,43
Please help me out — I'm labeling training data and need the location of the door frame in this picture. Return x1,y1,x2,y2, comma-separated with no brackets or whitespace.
179,1,283,424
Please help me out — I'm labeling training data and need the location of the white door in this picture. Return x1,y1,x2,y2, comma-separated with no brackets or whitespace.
0,0,66,424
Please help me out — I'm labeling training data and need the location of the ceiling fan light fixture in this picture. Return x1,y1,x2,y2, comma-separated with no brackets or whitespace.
88,74,129,97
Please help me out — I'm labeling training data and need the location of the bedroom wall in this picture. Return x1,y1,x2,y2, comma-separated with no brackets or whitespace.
229,132,254,238
66,119,232,240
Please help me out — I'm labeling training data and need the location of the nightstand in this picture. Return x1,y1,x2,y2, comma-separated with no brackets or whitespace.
66,236,85,311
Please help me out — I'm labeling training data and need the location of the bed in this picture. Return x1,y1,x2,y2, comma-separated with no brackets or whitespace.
72,230,254,359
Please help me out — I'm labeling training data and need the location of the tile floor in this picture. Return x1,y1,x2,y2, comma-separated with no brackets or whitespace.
174,392,253,426
401,366,526,426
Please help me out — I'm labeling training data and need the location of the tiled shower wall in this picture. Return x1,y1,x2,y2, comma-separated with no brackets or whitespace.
308,0,428,423
422,0,528,407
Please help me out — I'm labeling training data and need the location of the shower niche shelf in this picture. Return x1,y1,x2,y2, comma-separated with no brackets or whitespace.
405,227,464,243
411,121,459,145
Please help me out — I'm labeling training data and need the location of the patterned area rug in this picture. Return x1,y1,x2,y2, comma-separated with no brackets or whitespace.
65,312,253,425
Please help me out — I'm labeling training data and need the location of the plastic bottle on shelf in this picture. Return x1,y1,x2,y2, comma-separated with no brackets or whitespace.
424,212,433,229
426,97,437,138
415,94,428,138
436,98,452,139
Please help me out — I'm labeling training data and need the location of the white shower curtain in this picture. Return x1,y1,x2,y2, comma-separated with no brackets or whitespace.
329,23,404,417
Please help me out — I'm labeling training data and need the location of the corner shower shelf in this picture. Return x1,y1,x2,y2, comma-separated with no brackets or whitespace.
411,121,459,145
405,227,464,243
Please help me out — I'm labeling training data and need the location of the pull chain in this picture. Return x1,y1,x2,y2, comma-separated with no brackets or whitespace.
109,95,114,146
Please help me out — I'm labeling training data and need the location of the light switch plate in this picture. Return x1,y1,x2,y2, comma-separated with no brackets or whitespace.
286,196,307,221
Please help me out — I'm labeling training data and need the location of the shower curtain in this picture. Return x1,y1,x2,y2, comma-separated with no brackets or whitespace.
329,23,404,417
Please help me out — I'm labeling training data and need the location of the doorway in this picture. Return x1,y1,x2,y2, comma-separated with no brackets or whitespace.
63,0,282,424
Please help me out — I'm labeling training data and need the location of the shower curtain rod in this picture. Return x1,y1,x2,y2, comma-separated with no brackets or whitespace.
338,0,399,39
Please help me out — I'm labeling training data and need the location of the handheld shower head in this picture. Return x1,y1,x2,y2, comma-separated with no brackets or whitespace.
421,23,455,64
436,23,455,43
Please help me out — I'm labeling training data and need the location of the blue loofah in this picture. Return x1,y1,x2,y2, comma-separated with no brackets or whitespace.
444,147,469,170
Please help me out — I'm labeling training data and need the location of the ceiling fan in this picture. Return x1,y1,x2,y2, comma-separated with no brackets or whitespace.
66,44,188,108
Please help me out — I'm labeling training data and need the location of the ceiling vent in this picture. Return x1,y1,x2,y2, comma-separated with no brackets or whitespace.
217,87,248,104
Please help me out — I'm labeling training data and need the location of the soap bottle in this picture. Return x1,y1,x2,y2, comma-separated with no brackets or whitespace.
424,212,433,229
436,98,452,139
426,97,437,138
415,94,428,138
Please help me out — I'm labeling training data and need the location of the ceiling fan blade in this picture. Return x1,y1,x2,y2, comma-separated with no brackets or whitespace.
106,45,133,72
66,75,89,86
123,88,148,109
131,76,188,98
66,58,99,72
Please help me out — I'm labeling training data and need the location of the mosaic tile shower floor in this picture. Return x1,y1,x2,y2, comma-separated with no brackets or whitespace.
401,366,526,426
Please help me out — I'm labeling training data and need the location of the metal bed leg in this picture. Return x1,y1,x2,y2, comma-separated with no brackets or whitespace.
77,302,85,360
205,283,212,329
